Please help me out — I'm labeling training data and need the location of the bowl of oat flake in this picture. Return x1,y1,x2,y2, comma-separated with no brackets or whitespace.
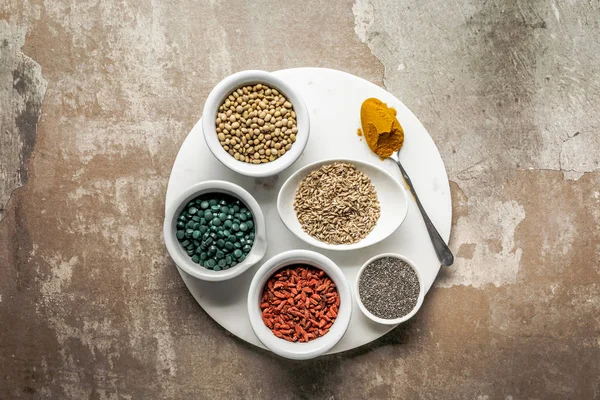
356,253,424,325
202,70,310,178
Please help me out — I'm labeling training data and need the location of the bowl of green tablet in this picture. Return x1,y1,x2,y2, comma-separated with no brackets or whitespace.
163,180,267,281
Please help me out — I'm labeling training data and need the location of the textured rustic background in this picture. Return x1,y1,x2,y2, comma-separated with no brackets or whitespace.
1,0,599,399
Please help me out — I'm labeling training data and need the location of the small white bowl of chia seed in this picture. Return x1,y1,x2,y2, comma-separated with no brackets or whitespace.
355,253,424,325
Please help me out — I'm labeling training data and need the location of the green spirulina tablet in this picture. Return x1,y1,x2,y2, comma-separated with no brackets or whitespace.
176,192,256,270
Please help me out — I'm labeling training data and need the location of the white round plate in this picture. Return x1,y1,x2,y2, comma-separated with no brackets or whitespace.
165,68,452,354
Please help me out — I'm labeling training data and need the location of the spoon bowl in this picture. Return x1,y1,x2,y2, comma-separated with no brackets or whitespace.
277,158,409,251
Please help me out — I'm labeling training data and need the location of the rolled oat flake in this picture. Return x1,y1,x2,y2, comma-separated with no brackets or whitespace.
358,257,420,319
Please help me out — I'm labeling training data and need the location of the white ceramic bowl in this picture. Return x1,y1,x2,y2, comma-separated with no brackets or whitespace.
163,181,267,281
277,158,409,251
355,253,425,325
202,70,310,178
247,250,352,360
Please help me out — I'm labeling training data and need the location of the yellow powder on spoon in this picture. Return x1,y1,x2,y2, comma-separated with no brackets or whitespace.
360,98,404,159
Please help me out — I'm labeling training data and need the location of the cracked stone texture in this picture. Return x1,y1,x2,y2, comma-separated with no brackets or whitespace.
0,0,599,398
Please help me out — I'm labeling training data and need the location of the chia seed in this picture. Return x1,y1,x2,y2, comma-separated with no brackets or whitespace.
358,257,420,319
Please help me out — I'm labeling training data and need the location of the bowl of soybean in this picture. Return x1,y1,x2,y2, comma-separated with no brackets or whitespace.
202,70,310,178
163,181,267,282
356,253,424,325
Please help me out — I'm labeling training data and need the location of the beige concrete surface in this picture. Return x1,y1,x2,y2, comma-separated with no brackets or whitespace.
1,0,599,398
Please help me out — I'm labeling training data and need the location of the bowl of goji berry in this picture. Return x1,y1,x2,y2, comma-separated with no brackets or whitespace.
247,249,352,360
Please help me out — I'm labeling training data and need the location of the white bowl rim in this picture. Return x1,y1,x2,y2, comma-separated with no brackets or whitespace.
163,180,267,282
247,249,352,360
202,70,310,178
276,157,409,251
355,253,425,325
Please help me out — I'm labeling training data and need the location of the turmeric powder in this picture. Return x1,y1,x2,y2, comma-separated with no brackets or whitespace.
360,98,404,159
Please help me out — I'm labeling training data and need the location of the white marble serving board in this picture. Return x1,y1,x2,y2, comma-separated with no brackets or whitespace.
164,68,452,353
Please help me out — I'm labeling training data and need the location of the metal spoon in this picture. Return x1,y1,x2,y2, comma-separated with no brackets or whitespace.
390,149,454,267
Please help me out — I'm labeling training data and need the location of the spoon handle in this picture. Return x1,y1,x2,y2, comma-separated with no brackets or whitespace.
394,159,454,267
